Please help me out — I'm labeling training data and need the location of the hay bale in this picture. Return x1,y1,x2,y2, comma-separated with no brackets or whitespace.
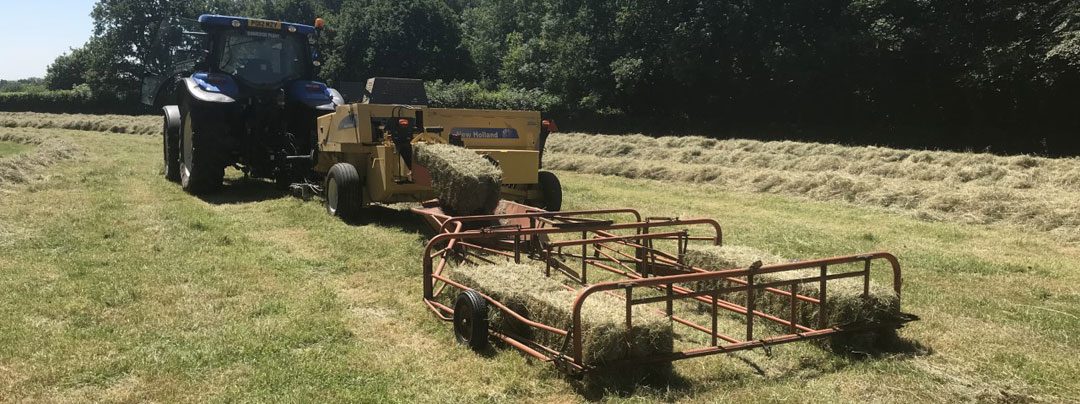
683,245,900,330
449,262,673,366
414,143,502,215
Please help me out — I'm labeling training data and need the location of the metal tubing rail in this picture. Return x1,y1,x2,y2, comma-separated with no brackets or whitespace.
432,207,645,234
421,217,725,299
431,210,723,247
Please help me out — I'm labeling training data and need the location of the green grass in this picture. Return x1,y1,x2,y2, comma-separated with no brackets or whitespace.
0,140,31,157
0,124,1077,402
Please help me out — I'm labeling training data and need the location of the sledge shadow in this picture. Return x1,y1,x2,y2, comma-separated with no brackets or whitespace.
570,324,931,401
572,365,694,401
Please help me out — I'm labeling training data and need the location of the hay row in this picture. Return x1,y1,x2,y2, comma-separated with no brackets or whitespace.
0,131,79,186
415,143,502,216
544,133,1080,241
0,112,159,135
449,262,673,366
682,245,901,330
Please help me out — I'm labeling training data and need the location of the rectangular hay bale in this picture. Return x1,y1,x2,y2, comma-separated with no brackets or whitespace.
414,143,502,215
682,245,900,329
449,263,673,366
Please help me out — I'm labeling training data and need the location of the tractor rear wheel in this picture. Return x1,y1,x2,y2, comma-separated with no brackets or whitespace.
536,171,562,211
325,163,362,222
179,103,224,194
453,290,489,351
162,106,181,183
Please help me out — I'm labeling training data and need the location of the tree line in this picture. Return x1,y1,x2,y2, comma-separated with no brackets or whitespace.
36,0,1080,155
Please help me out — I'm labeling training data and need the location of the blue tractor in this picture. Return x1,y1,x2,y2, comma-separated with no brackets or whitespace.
142,15,343,194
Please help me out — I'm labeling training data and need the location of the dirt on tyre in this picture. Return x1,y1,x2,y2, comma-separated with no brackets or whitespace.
179,101,225,194
453,290,490,351
325,162,362,222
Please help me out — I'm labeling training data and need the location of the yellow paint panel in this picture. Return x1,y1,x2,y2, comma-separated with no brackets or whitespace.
475,150,539,184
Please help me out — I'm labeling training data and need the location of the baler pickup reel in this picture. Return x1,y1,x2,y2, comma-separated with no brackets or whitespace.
414,200,913,375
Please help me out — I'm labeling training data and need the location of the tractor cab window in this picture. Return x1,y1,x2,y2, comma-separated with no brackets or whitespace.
218,31,306,87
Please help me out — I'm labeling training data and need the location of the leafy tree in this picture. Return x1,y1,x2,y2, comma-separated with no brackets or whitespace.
44,46,93,91
322,0,472,83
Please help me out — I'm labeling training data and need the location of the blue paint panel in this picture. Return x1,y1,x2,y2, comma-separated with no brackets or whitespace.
450,128,520,139
191,73,239,97
286,80,333,107
198,14,316,35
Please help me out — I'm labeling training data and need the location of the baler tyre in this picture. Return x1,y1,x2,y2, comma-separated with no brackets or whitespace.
453,290,489,351
179,105,224,194
325,163,361,222
537,171,562,212
162,106,181,183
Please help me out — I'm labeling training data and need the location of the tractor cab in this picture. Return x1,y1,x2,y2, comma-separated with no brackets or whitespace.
143,15,339,109
193,15,322,94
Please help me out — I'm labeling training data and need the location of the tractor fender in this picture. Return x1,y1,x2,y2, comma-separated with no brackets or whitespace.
182,77,236,104
287,80,342,111
163,105,181,135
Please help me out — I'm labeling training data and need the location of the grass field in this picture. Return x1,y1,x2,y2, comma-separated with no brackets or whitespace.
0,115,1077,402
0,140,31,158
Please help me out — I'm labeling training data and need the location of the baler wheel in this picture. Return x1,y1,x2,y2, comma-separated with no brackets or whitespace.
453,290,490,351
537,171,562,211
325,163,362,222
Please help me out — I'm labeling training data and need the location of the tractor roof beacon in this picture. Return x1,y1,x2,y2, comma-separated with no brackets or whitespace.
146,14,344,195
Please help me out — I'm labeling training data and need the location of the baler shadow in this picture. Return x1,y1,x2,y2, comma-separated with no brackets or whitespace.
347,205,436,237
198,178,288,205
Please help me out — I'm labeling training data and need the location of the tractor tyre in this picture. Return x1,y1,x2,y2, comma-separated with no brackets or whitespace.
162,106,181,183
179,103,224,195
325,163,362,222
536,171,562,212
453,290,490,351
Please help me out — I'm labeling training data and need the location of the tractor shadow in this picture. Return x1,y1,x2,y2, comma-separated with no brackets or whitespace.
198,178,289,205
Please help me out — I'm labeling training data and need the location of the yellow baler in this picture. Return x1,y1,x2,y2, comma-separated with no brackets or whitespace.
313,87,560,221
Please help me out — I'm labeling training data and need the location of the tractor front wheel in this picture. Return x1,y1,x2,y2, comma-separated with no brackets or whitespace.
179,103,224,194
325,163,362,222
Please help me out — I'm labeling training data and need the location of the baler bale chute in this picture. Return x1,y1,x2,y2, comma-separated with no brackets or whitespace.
412,201,915,375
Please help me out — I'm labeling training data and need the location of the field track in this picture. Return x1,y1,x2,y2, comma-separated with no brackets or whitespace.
0,113,1077,401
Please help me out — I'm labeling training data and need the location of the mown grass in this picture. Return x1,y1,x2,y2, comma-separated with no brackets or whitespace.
0,118,1077,402
0,140,31,158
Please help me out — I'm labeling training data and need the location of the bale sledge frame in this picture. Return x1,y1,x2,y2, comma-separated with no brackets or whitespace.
414,201,907,375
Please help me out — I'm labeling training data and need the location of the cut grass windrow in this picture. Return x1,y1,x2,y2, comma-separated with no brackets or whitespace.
545,133,1080,242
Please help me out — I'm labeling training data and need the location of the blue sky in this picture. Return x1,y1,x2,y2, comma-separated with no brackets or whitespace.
0,1,96,80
